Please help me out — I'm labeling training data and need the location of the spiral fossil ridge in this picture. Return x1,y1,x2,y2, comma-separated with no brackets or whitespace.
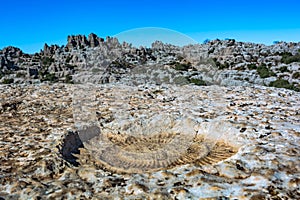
72,84,243,173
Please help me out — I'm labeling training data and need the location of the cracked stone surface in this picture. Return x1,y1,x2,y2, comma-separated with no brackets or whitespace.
0,83,299,199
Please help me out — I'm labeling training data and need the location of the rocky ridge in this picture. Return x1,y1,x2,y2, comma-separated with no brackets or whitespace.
1,34,300,199
0,34,299,91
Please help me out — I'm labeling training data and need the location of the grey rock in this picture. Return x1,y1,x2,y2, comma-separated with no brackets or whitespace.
27,68,38,78
88,33,104,47
0,33,300,91
67,35,89,49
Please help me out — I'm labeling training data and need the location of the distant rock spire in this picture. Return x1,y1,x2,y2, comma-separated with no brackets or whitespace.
67,33,105,49
88,33,104,47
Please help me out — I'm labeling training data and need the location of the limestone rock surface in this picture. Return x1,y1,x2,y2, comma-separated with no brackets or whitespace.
0,83,299,199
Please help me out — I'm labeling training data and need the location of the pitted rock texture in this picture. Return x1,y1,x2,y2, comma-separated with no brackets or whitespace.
1,34,300,92
0,83,299,199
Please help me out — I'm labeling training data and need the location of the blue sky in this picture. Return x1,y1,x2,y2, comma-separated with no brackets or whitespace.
1,0,300,53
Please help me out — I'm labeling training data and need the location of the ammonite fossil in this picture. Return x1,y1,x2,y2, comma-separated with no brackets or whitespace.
72,84,243,173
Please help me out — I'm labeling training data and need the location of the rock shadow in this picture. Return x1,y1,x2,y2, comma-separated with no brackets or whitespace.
60,131,84,166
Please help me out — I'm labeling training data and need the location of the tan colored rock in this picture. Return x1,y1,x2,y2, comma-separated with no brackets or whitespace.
0,83,299,199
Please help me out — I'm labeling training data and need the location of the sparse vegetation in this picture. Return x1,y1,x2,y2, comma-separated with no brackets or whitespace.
247,63,257,70
173,62,193,71
1,34,300,93
279,66,289,73
189,78,207,86
215,61,230,70
257,64,275,78
41,72,58,82
280,52,300,64
42,56,55,67
269,79,300,92
2,78,14,84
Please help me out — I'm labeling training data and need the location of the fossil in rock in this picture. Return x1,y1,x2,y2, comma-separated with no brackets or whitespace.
83,131,239,173
71,84,242,173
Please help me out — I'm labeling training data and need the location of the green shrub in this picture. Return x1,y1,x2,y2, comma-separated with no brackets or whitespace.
189,78,207,86
174,63,192,71
257,65,275,78
218,62,230,69
247,63,257,70
215,61,229,70
281,52,300,64
279,66,289,73
269,79,300,92
2,78,14,84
